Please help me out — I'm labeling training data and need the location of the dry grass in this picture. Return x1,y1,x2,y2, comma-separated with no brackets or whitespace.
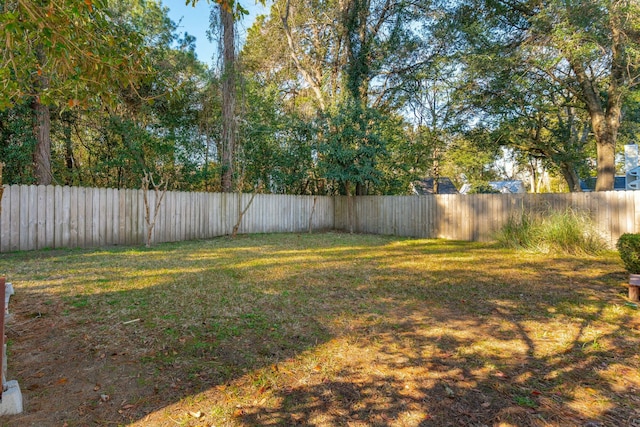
0,232,638,426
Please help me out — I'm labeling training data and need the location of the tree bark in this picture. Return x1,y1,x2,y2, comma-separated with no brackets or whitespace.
220,6,236,193
62,112,76,185
32,46,53,185
567,16,625,192
558,161,582,192
32,98,52,185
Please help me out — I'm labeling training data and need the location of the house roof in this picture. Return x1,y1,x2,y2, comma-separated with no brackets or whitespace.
580,176,627,191
489,180,526,194
412,177,459,195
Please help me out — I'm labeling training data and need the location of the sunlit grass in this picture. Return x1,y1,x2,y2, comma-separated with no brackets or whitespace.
0,232,637,426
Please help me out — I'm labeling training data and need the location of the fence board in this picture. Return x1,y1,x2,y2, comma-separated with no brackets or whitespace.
9,186,19,251
98,188,107,246
0,186,8,252
83,187,93,248
117,188,125,246
92,188,100,246
105,188,114,245
25,186,36,250
69,187,78,248
36,186,46,249
634,192,640,235
133,189,141,245
3,184,640,252
57,187,67,248
164,191,174,242
80,187,88,247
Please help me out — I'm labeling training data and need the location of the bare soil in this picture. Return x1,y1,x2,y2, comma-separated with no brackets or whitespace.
0,233,638,426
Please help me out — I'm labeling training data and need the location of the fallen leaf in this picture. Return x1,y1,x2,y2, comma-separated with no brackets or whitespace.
55,377,68,385
232,408,244,418
122,404,135,410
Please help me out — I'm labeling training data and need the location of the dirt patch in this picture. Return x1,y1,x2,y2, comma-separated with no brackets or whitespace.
0,233,638,426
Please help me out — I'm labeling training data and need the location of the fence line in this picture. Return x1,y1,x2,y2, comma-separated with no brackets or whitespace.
1,185,639,252
334,192,640,247
0,185,335,252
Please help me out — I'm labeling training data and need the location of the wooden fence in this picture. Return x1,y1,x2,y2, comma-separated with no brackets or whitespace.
1,185,639,252
0,185,334,252
334,192,640,247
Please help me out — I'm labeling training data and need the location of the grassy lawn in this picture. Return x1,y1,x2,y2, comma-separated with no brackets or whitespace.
0,232,638,426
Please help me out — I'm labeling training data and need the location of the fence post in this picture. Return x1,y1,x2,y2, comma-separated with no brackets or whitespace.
0,277,23,415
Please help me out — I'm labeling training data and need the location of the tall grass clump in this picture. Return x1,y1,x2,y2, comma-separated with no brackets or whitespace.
495,208,607,255
495,212,536,249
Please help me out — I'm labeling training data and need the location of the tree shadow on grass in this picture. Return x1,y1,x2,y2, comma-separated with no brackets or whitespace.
240,300,640,426
0,234,636,426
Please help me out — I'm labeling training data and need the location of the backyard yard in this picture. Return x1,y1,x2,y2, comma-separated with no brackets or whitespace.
0,232,638,426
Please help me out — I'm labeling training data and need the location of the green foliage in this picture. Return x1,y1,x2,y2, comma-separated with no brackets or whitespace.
318,100,387,195
496,209,607,255
0,102,36,184
239,81,320,194
441,134,500,189
468,184,500,194
1,0,148,109
1,0,636,194
616,234,640,274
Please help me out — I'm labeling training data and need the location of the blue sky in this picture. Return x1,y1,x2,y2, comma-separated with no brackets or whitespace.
161,0,269,65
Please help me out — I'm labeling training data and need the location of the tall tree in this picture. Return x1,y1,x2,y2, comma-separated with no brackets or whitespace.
220,4,237,192
451,0,640,190
1,0,148,184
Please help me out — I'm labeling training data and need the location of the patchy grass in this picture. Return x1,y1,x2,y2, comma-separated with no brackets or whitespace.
0,232,637,426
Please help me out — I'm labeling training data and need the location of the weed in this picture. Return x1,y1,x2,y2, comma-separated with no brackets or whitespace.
514,395,538,408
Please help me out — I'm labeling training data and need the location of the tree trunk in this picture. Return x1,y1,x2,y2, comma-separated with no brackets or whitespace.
220,6,236,193
568,17,624,192
32,47,52,185
345,180,354,233
32,98,52,185
594,137,616,191
558,162,582,192
63,112,76,185
355,182,367,195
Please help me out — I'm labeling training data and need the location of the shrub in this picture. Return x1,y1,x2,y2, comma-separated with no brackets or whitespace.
468,184,501,194
495,208,607,255
616,233,640,274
